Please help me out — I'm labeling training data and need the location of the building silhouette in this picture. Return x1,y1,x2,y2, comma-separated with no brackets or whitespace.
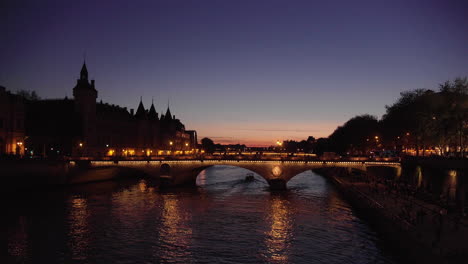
0,86,25,155
22,62,197,157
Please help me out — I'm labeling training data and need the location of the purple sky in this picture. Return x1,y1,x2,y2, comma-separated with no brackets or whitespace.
2,0,467,146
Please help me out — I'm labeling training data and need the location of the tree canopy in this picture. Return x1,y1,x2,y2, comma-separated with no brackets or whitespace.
16,90,40,101
326,77,468,156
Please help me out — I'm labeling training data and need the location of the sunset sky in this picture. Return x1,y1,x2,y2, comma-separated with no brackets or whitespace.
2,0,467,146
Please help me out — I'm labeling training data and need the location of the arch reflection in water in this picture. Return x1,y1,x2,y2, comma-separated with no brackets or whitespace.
68,196,89,261
158,194,193,262
263,195,293,263
196,169,207,186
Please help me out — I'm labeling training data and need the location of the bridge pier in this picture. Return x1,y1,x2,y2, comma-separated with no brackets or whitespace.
268,179,287,191
159,175,174,188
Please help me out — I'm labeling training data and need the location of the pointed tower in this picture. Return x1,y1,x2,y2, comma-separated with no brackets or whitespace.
164,106,172,121
148,98,160,148
148,98,158,120
135,100,147,119
80,62,88,80
73,61,98,152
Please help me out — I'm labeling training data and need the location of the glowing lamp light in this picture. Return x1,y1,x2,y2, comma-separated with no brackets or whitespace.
79,142,83,147
272,166,282,177
169,141,173,146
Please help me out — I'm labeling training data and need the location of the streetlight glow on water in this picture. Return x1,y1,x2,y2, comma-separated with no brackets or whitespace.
7,166,397,263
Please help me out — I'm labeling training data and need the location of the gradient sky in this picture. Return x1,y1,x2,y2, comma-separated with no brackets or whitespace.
2,0,467,146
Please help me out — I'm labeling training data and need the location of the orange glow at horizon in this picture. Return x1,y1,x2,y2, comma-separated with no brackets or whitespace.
192,121,340,147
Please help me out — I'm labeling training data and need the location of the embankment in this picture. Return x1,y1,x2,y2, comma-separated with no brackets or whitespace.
314,167,463,264
1,160,150,192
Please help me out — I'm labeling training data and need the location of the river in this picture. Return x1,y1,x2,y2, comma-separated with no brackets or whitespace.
7,166,399,263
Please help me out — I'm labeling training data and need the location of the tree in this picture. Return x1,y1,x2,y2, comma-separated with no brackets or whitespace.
380,77,468,156
328,115,380,155
312,138,329,155
16,90,40,100
381,89,439,156
201,137,216,154
283,140,299,153
438,77,468,156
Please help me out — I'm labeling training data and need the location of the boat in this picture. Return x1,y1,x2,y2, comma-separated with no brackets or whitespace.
245,173,254,181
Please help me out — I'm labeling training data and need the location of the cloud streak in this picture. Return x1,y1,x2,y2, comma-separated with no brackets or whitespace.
233,128,320,132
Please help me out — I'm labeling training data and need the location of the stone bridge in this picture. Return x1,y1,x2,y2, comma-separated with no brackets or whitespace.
72,159,401,190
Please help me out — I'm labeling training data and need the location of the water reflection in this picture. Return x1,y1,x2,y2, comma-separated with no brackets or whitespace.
68,196,89,261
159,194,192,261
6,167,397,264
197,169,207,185
8,216,29,261
263,195,293,263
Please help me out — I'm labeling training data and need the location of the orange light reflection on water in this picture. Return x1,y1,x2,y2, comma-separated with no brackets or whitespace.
68,197,89,261
158,194,192,261
8,216,29,260
263,196,293,264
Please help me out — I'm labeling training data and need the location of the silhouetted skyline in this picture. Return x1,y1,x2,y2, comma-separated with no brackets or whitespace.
2,0,468,146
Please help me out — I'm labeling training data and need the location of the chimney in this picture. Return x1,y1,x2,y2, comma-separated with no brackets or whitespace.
91,80,95,86
130,109,134,115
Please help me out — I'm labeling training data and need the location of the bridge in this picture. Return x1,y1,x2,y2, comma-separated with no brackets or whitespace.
71,158,401,190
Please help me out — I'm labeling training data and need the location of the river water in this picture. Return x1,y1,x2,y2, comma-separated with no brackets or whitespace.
7,166,398,263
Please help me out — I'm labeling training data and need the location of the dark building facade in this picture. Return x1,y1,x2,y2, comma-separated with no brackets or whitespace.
24,62,197,157
0,86,25,155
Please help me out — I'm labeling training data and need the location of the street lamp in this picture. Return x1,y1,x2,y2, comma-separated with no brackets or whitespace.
169,141,174,155
16,141,23,156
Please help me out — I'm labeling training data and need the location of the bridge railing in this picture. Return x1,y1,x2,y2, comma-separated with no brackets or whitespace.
62,155,401,164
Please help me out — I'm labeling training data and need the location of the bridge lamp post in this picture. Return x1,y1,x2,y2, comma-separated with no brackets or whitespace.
276,140,283,154
16,141,23,156
78,142,83,157
169,141,173,155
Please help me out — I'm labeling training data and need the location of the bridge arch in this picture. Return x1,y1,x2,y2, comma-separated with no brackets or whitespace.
85,160,401,190
191,164,269,186
160,163,171,175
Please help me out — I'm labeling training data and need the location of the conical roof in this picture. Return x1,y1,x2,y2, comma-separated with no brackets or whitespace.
148,102,158,120
164,107,172,120
135,99,146,119
80,62,88,80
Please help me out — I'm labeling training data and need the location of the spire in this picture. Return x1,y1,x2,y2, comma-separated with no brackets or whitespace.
135,97,146,119
148,97,158,120
165,105,172,121
80,61,88,80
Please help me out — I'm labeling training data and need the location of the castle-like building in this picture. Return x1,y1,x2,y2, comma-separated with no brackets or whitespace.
16,62,197,157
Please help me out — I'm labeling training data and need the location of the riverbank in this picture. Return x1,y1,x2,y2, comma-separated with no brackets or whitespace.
314,167,468,264
0,160,151,193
